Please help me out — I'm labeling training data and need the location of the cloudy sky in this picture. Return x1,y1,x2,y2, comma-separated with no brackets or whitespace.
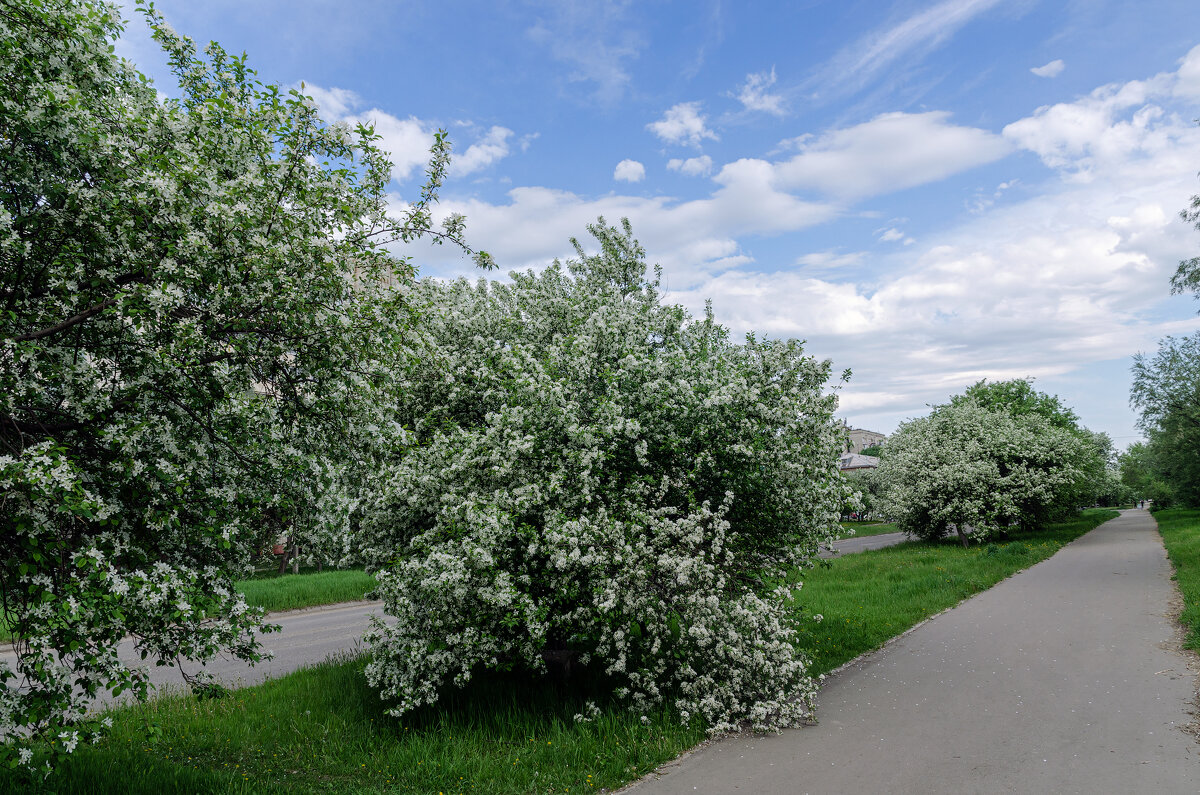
117,0,1200,445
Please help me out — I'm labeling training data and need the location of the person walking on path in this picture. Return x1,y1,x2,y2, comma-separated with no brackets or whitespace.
625,509,1200,794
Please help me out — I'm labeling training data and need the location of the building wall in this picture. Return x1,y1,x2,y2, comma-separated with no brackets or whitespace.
846,427,886,454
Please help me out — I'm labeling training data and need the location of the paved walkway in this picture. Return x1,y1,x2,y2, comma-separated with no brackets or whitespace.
626,510,1200,794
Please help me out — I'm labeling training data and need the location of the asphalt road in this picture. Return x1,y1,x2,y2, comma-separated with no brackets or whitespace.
625,509,1200,794
820,530,910,557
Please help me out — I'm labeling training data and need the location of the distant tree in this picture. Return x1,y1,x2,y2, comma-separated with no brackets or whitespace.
1130,334,1200,507
1171,155,1200,300
859,444,884,457
878,397,1087,546
951,379,1111,513
842,467,883,520
1118,442,1175,507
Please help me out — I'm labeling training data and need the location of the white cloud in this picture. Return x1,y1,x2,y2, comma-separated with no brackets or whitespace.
450,126,514,176
813,0,1004,96
877,228,914,245
1176,45,1200,99
301,84,362,118
1031,59,1065,79
525,0,646,103
666,155,714,177
1002,70,1186,177
405,49,1200,440
735,68,785,115
299,84,516,181
613,159,646,182
647,102,719,147
795,250,866,271
774,111,1012,199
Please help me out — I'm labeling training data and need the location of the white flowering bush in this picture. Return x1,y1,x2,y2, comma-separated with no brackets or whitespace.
877,384,1093,545
362,219,851,733
0,0,484,770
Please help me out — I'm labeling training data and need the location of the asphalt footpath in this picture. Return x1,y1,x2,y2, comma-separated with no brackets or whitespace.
625,509,1200,794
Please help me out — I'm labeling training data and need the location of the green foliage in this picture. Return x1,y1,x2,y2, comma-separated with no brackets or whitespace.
1154,509,1200,650
878,380,1106,544
1171,157,1200,300
842,467,883,520
859,444,884,457
0,0,481,764
362,218,852,734
951,378,1080,430
1130,334,1200,508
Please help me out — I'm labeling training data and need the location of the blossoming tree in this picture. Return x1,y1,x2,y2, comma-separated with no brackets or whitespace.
360,219,852,733
877,381,1099,545
0,0,483,766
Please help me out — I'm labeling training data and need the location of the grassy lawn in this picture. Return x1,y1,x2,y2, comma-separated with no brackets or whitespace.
3,509,1117,794
838,521,902,538
10,655,704,795
236,569,377,613
1152,508,1200,651
796,508,1118,675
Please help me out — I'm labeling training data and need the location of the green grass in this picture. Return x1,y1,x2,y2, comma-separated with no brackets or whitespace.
838,521,902,538
3,509,1118,793
7,655,704,795
1152,508,1200,651
795,508,1118,675
235,570,377,614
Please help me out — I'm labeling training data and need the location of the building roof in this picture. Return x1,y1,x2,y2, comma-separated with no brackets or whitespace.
838,453,880,470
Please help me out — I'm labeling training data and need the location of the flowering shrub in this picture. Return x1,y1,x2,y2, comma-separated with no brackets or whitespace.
877,387,1093,545
362,219,851,733
0,0,482,769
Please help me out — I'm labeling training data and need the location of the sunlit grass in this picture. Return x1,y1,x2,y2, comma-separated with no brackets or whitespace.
1153,508,1200,650
7,654,704,794
235,570,377,613
837,521,901,538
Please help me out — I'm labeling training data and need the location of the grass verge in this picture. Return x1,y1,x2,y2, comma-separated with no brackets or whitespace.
1152,507,1200,651
838,521,901,539
8,655,704,795
3,509,1116,793
235,570,377,614
795,508,1118,675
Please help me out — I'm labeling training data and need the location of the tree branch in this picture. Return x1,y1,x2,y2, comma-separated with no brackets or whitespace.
13,297,118,342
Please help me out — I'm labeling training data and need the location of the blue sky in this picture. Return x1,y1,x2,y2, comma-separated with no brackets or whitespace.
116,0,1200,446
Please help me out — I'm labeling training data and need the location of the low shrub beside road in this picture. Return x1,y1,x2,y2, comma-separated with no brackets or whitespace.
1153,508,1200,650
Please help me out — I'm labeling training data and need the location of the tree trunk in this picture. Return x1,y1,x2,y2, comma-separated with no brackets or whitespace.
277,532,291,575
955,524,969,548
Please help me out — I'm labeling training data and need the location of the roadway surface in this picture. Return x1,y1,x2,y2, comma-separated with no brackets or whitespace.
624,509,1200,794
